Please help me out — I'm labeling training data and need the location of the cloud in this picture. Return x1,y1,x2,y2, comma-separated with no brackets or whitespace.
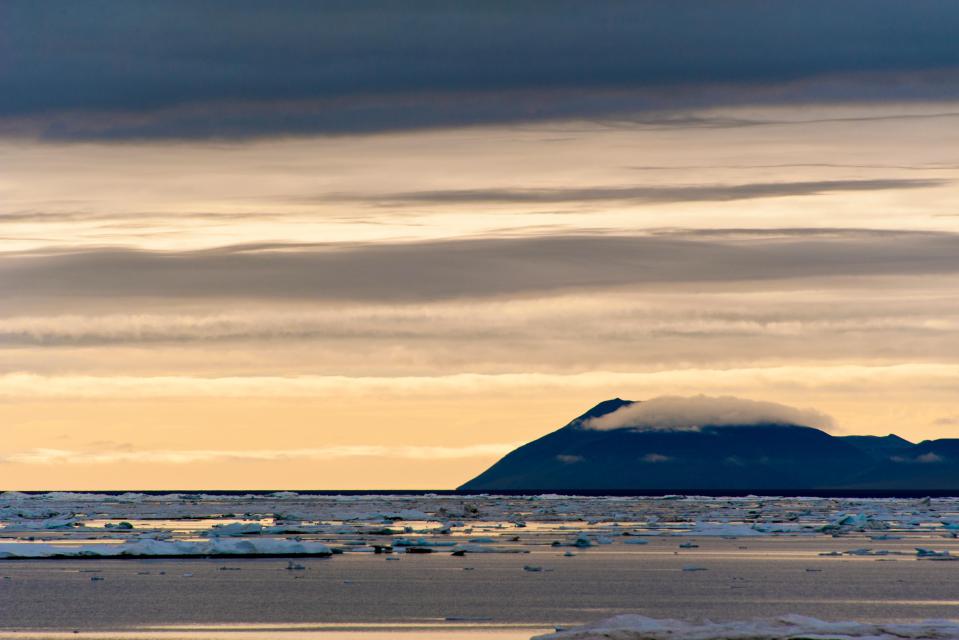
3,284,959,382
3,3,959,140
7,296,957,347
641,453,672,463
10,82,959,142
4,229,959,304
891,452,943,464
0,443,520,466
0,364,955,400
584,395,837,432
341,179,944,206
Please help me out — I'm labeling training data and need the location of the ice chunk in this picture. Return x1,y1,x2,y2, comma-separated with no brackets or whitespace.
680,523,767,537
536,616,959,640
393,537,456,547
450,544,528,554
207,522,263,536
0,538,333,558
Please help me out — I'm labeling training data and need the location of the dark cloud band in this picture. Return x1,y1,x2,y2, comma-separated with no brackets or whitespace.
333,179,945,206
5,229,959,303
3,2,959,140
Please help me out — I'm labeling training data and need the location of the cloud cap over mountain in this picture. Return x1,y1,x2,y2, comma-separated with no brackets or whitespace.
460,398,959,491
584,395,837,432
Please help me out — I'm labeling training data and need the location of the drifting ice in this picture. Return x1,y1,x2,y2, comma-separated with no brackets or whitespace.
0,538,333,558
534,615,959,640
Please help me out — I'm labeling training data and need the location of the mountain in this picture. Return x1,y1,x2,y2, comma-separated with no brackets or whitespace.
459,398,953,491
839,434,914,460
839,439,959,489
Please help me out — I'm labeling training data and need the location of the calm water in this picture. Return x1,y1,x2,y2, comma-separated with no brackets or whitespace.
3,539,959,638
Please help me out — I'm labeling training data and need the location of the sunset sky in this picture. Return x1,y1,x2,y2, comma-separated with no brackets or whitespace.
2,2,959,489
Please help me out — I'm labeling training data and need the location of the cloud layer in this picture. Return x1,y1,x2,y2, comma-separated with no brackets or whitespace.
4,2,959,139
584,395,837,432
5,229,959,304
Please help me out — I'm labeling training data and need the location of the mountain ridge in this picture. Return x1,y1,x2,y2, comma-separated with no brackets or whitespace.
459,398,959,491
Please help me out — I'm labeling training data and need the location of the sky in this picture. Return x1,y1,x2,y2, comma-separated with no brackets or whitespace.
2,2,959,489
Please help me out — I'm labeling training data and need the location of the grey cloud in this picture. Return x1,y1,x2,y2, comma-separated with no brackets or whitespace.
2,1,959,140
338,179,944,206
4,229,959,304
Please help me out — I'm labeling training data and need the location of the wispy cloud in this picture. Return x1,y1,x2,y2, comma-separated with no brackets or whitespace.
3,293,959,351
0,364,956,399
338,179,944,206
0,443,520,465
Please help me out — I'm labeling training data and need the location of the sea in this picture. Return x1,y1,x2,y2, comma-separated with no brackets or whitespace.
2,491,959,639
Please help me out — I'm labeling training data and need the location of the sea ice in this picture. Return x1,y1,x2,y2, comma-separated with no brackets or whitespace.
534,615,959,640
0,538,333,558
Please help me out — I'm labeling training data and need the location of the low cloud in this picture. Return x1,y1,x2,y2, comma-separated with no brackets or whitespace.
584,395,836,432
891,452,943,464
641,453,672,463
0,443,519,466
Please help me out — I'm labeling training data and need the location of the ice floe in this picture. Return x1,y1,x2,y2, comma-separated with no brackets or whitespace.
1,492,959,561
535,615,959,640
0,538,332,558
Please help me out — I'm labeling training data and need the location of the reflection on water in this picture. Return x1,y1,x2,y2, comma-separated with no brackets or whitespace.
0,625,552,640
7,494,959,636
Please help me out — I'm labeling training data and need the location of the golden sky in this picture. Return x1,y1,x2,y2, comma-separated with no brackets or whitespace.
3,5,959,488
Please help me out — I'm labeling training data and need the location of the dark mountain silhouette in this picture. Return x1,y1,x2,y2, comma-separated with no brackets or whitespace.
839,439,959,489
839,434,915,461
459,398,958,491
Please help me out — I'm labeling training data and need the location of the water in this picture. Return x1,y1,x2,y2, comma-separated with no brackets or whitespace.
3,493,959,638
4,541,959,636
